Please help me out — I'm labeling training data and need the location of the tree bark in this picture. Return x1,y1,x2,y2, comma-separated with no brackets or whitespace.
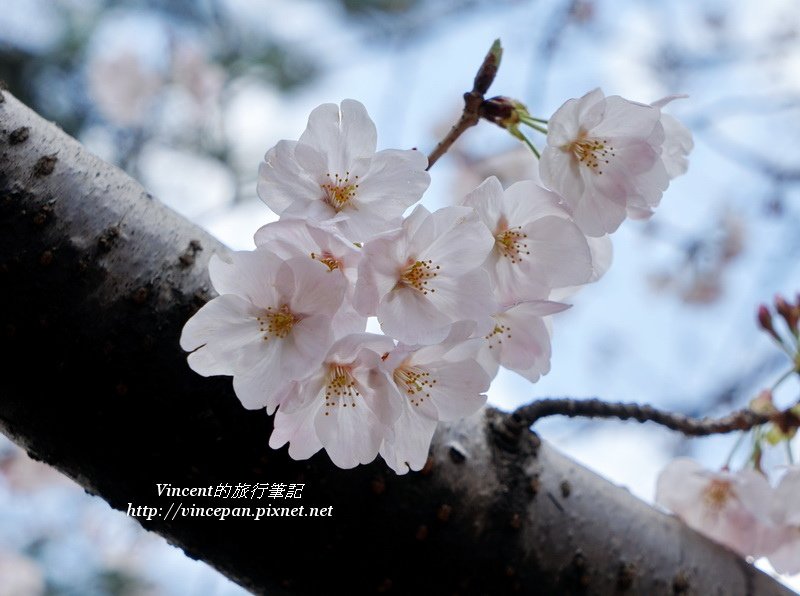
0,90,793,596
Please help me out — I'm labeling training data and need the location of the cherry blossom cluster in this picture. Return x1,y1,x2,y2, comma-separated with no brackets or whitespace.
657,294,800,570
181,93,692,473
656,460,800,574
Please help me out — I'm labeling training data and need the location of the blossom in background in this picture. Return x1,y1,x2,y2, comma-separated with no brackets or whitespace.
354,205,496,345
655,458,773,556
257,99,430,242
180,251,345,413
171,42,225,112
539,88,692,236
269,333,397,468
461,176,593,301
767,467,800,574
379,339,490,474
87,50,163,127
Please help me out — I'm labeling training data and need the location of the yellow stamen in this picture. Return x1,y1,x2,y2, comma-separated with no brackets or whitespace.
496,224,529,265
399,259,439,295
321,171,359,211
566,131,615,175
393,365,436,407
256,304,297,340
323,364,360,415
485,322,512,349
310,251,341,271
702,478,734,512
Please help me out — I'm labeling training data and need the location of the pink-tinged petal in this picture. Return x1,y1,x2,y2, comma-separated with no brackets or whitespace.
421,360,488,421
521,215,593,288
232,363,293,413
253,219,310,256
539,147,583,210
269,381,325,459
411,207,494,276
315,391,383,469
546,88,606,145
502,180,567,224
475,344,500,380
660,113,694,179
287,313,334,366
378,286,453,345
292,142,329,183
298,100,377,175
285,257,346,317
331,303,368,339
492,315,550,381
180,294,261,357
461,176,505,230
353,231,406,316
327,332,395,364
767,532,800,575
427,268,497,329
355,148,430,210
587,234,613,282
773,467,800,526
380,408,437,475
603,136,661,178
591,96,660,138
572,184,627,237
257,141,321,214
207,250,281,305
186,346,233,377
339,99,378,162
335,205,402,243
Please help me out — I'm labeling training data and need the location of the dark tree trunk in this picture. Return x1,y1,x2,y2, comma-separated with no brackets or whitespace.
0,91,793,595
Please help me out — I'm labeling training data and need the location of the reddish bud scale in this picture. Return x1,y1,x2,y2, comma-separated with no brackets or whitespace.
757,304,779,339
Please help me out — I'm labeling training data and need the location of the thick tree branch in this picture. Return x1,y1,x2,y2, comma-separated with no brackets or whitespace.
0,91,795,595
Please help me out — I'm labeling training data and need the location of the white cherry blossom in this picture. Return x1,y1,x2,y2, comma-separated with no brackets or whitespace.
354,205,496,345
479,299,569,383
254,219,366,337
269,333,398,469
461,176,593,301
540,88,691,236
767,466,800,574
257,99,430,242
655,458,773,556
180,251,345,413
379,339,490,474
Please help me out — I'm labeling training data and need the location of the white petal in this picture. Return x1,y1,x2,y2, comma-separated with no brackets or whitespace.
180,294,262,365
269,382,325,459
315,391,383,468
355,148,430,211
257,140,322,215
461,176,505,230
207,250,281,306
660,112,694,179
378,286,452,345
411,206,494,276
285,257,346,317
380,408,437,474
502,180,567,224
591,96,660,138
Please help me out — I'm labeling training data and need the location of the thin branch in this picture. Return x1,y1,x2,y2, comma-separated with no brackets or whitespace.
426,39,502,170
504,397,772,437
